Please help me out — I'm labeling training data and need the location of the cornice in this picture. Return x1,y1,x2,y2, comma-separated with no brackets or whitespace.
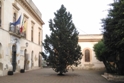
78,39,101,42
12,3,20,10
17,0,44,25
78,34,103,42
79,34,103,36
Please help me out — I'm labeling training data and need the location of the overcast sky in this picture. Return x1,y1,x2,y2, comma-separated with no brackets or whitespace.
32,0,113,39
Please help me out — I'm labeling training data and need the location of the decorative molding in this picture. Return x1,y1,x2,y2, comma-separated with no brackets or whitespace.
39,27,41,30
9,32,21,38
31,20,35,24
78,39,101,42
12,3,20,11
24,13,29,19
17,0,44,25
78,34,102,42
79,34,103,36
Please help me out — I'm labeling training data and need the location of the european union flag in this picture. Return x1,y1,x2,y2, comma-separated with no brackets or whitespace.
10,15,21,26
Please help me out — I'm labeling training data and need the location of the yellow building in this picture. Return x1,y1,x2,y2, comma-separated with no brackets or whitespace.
78,34,105,69
0,0,44,76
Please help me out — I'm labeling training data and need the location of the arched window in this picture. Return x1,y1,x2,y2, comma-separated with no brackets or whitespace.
85,49,90,62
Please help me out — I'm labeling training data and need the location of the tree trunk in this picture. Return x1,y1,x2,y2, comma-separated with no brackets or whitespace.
103,60,112,73
58,72,64,76
103,60,109,72
116,60,124,75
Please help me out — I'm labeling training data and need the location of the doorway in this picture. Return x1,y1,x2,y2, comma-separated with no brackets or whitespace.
31,51,33,68
38,55,41,67
12,44,16,72
24,49,27,70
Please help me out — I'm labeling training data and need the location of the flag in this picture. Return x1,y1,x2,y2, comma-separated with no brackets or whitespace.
20,17,24,33
10,15,21,26
23,19,27,32
20,17,27,33
20,26,23,33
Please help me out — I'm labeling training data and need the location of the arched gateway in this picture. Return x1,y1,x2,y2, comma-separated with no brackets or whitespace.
12,44,16,72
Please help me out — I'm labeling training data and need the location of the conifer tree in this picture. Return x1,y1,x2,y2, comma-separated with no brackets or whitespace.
102,0,124,75
41,5,82,75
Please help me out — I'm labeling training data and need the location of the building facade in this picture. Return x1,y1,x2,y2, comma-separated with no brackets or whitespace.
0,0,44,76
78,34,104,69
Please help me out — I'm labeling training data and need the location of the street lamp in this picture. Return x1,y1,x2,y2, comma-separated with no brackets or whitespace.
26,42,28,47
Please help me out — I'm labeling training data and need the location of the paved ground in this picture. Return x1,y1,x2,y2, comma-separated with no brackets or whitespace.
0,68,123,83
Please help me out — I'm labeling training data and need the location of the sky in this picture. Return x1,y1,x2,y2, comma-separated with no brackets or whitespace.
32,0,114,39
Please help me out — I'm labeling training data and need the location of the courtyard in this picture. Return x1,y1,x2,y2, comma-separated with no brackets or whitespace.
0,68,123,83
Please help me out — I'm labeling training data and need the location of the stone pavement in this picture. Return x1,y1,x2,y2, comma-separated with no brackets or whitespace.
0,68,123,83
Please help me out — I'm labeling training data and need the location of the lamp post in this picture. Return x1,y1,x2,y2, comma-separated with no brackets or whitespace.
25,42,28,47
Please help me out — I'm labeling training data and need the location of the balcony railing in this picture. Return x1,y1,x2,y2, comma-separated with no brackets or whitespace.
9,25,21,38
21,31,26,38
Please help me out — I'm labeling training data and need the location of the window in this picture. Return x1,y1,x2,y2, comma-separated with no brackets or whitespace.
38,32,40,45
11,12,17,33
85,49,90,62
12,3,20,23
38,28,41,45
31,21,34,42
13,13,16,22
23,15,28,38
11,3,19,33
31,26,33,42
